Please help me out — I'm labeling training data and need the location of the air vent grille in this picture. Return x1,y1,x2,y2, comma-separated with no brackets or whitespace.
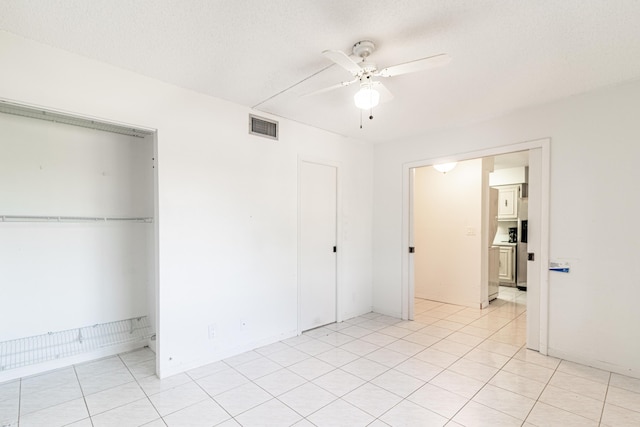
249,114,278,140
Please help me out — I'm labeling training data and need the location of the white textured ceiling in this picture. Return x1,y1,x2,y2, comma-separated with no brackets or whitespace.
2,1,640,143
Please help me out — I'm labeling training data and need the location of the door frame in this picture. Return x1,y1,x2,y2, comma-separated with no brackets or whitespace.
401,138,551,354
297,157,342,335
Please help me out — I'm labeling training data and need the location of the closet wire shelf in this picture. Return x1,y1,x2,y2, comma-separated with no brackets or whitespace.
0,215,153,223
0,316,153,371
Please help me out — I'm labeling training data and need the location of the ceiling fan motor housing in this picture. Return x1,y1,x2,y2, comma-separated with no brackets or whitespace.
352,40,375,59
359,61,377,73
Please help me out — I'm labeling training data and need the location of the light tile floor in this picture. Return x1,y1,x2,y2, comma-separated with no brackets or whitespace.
2,287,640,426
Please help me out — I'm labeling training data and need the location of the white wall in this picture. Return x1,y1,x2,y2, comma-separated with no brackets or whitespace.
0,113,153,341
0,31,373,377
373,78,640,377
490,167,528,186
413,160,483,307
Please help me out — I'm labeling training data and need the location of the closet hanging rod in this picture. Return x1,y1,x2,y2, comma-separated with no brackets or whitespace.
0,215,153,223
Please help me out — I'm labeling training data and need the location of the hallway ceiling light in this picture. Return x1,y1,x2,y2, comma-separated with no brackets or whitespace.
433,162,457,173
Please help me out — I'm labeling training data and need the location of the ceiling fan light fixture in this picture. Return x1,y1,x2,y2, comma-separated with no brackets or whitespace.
354,86,380,110
319,40,450,120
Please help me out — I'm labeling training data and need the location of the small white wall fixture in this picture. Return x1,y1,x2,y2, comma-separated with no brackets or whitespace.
402,138,550,353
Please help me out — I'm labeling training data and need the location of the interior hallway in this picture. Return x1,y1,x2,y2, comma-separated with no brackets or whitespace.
1,287,639,426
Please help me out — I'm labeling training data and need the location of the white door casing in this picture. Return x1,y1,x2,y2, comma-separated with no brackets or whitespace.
402,139,550,353
526,147,544,352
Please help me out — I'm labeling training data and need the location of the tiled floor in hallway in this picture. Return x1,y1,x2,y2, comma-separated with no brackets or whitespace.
1,286,639,426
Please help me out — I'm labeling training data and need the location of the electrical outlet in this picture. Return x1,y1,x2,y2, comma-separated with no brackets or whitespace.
466,227,476,236
208,324,216,339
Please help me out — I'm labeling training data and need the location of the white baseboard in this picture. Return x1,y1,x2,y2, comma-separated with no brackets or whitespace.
157,329,297,379
548,347,639,380
371,306,402,319
340,308,375,323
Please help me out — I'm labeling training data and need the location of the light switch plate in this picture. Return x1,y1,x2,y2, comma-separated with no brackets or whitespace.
549,261,570,273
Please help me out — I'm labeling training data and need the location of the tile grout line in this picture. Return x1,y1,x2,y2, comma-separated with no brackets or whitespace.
118,353,168,426
21,295,499,426
330,290,524,425
247,322,405,424
435,316,528,424
188,380,236,425
289,326,408,422
466,290,531,424
458,291,531,425
65,354,161,423
216,348,313,421
598,372,612,426
256,358,342,426
253,351,348,424
238,334,408,424
274,388,335,426
17,368,89,423
15,288,630,427
533,360,617,424
76,356,156,419
16,378,22,427
519,351,563,425
71,365,95,427
190,360,253,425
357,307,495,425
398,290,528,422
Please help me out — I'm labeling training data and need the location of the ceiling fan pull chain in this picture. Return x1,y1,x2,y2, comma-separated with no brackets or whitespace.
360,108,363,129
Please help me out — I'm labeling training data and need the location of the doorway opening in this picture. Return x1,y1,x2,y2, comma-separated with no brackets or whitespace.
402,139,550,354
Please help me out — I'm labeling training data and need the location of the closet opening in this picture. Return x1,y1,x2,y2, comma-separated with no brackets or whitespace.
0,100,159,382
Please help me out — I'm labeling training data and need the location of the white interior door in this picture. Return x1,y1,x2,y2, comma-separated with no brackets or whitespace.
526,147,542,351
299,161,337,331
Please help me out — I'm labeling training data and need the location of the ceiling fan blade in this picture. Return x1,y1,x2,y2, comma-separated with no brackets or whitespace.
322,50,362,76
371,81,394,103
377,53,451,78
301,78,358,97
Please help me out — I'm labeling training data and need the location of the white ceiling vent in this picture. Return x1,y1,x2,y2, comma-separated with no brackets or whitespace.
249,114,278,140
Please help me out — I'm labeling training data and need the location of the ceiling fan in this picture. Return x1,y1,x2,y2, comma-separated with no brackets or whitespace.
308,40,451,112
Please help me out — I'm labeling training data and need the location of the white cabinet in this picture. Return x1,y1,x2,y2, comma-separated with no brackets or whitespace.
498,245,515,284
488,246,500,301
497,185,519,220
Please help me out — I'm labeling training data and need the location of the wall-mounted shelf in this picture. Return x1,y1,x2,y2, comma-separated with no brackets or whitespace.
0,316,153,371
0,215,153,223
